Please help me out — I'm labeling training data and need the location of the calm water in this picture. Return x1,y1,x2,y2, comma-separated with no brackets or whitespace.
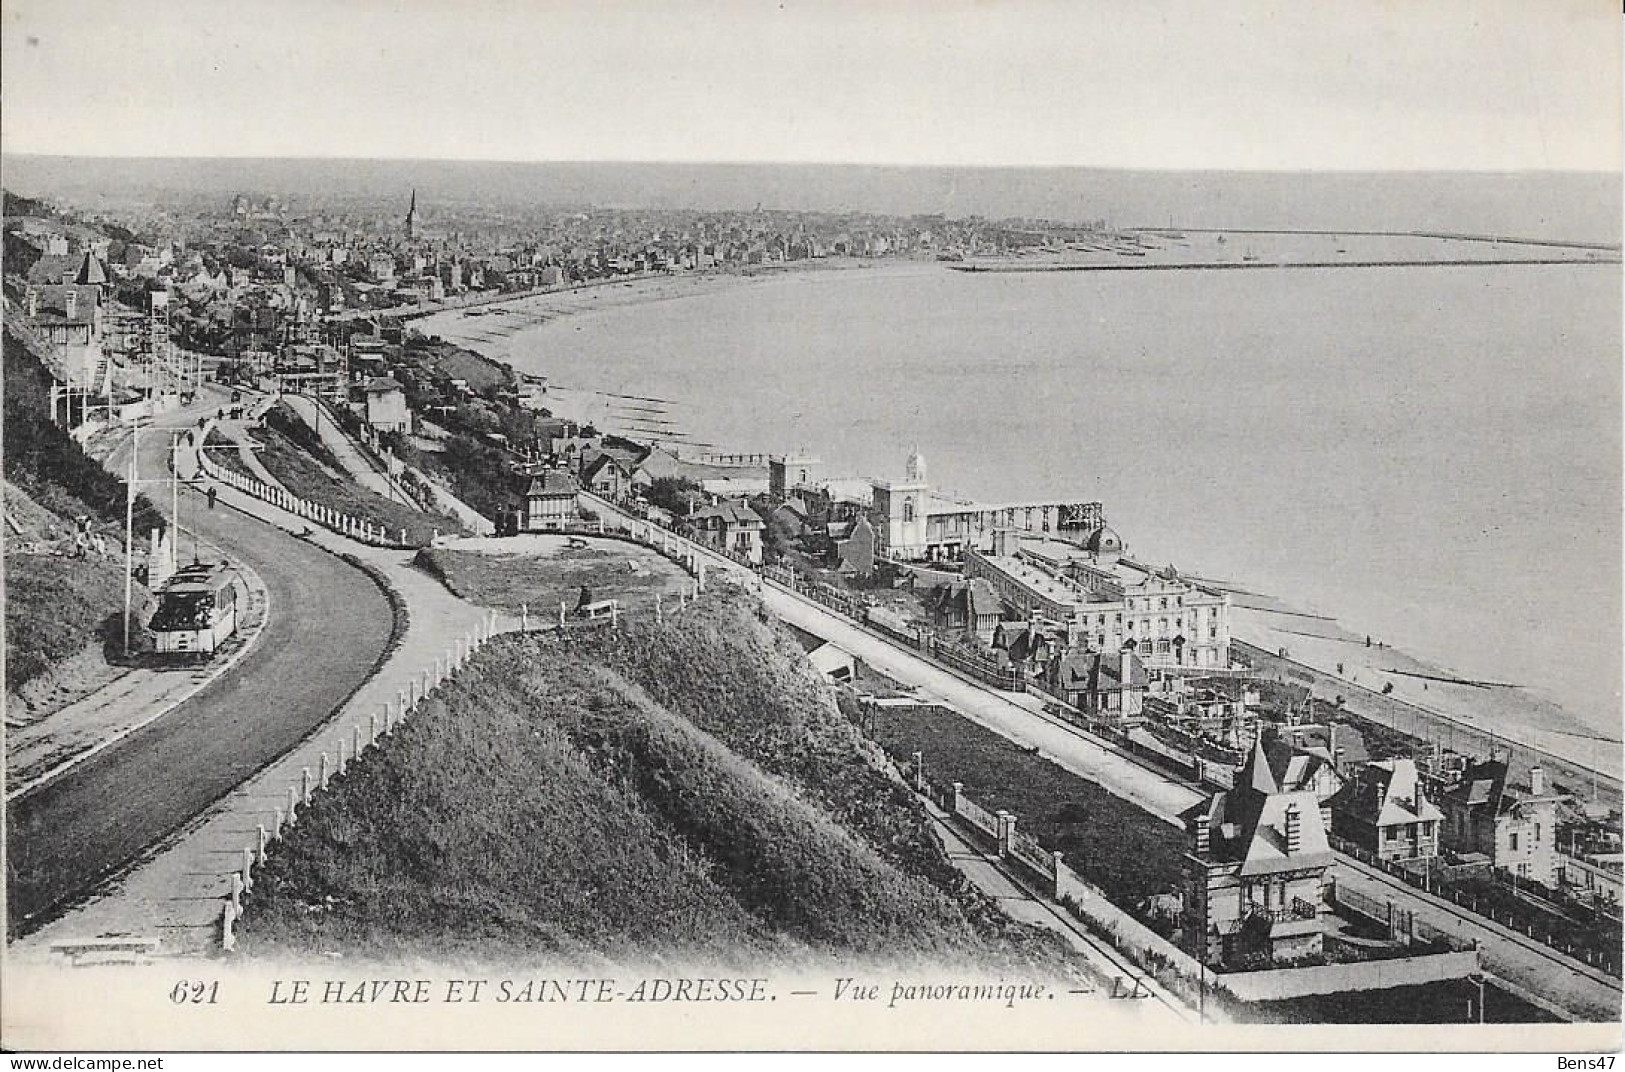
445,261,1622,735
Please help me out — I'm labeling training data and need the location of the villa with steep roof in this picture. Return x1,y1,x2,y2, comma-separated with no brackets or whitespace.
1179,735,1334,969
1328,758,1443,863
926,578,1003,644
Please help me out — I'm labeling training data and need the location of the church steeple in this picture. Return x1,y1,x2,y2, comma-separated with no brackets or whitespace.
404,188,418,240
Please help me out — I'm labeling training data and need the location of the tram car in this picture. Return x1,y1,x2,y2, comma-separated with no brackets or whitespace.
150,562,244,658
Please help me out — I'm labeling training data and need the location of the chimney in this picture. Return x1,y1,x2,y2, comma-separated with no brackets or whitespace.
1120,647,1133,690
24,287,37,318
1530,766,1546,797
64,288,78,321
1285,804,1302,856
1194,816,1210,857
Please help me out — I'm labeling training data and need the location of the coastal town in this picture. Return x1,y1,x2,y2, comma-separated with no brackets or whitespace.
5,174,1621,1037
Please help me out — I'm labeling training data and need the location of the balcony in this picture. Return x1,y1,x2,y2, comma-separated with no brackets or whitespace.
1233,897,1321,937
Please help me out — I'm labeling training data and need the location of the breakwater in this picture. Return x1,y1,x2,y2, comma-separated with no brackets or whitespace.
952,256,1618,274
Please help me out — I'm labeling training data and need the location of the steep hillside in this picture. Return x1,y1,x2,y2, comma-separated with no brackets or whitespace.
3,325,160,695
240,591,1077,972
3,324,163,528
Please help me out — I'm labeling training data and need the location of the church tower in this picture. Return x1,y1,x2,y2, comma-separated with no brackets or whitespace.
404,188,418,241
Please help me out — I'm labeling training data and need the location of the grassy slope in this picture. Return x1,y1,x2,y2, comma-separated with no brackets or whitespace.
249,406,465,546
203,428,255,480
240,669,779,965
242,591,1075,972
573,589,1069,960
417,543,691,615
5,552,127,690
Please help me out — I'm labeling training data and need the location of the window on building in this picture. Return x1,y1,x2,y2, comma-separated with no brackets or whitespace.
903,500,914,522
1534,823,1541,843
1509,832,1519,852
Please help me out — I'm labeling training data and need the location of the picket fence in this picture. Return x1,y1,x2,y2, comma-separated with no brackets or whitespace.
193,422,413,548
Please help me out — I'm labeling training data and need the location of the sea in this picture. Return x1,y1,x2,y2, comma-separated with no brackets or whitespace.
424,255,1621,745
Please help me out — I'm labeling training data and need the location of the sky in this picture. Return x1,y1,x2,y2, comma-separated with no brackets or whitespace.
1,0,1619,171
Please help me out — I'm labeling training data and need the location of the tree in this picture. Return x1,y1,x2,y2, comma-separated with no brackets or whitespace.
645,476,702,515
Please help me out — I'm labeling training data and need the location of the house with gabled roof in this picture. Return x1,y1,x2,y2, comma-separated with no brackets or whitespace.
690,500,765,564
580,452,636,500
1180,735,1334,969
1261,733,1345,831
926,578,1002,644
1437,760,1561,887
362,376,410,433
1328,757,1443,863
522,470,581,531
1045,646,1148,720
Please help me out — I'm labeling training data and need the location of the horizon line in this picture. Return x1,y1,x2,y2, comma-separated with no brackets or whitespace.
1,149,1618,177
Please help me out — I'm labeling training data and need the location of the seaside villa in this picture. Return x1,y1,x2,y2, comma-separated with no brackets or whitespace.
1180,736,1333,969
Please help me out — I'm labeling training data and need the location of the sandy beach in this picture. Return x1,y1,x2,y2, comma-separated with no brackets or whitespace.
415,258,935,436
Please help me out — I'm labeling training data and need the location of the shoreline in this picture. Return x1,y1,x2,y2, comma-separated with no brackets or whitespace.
416,258,928,349
408,258,1616,781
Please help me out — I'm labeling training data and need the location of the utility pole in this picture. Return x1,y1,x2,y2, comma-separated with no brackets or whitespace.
123,431,138,655
171,431,180,547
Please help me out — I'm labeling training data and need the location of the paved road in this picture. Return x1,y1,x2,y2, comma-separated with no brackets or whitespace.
278,392,409,503
5,401,395,937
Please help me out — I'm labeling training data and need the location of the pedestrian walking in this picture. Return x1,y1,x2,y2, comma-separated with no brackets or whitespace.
207,486,218,510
